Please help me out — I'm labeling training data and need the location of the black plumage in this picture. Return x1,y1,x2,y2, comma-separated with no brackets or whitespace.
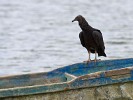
72,15,106,62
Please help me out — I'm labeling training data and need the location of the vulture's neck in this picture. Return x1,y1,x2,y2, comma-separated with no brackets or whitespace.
79,19,93,32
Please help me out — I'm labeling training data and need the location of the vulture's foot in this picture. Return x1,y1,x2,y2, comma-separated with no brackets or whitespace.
83,60,91,63
92,59,101,62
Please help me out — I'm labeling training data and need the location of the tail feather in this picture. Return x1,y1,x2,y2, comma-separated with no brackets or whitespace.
98,52,107,57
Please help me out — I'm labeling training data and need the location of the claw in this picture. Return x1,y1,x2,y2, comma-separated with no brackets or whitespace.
83,60,91,63
83,59,92,64
91,59,101,62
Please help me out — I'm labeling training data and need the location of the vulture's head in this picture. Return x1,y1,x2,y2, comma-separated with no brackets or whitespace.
72,15,85,23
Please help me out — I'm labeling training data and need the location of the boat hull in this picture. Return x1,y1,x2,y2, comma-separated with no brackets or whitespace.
2,82,133,100
0,58,133,100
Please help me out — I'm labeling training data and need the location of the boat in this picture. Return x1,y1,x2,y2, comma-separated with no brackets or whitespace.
0,58,133,100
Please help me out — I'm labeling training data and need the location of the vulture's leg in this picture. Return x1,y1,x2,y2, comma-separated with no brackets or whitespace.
93,50,101,62
88,51,91,61
94,50,97,62
84,51,91,62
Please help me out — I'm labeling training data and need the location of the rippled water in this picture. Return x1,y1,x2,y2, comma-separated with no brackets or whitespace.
0,0,133,76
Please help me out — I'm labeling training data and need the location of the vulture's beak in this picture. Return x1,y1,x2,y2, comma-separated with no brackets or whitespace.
72,18,77,22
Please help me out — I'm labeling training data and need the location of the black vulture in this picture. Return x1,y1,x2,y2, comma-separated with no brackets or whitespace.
72,15,106,62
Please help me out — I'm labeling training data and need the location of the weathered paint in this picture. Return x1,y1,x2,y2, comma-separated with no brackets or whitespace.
1,82,133,100
0,58,133,99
